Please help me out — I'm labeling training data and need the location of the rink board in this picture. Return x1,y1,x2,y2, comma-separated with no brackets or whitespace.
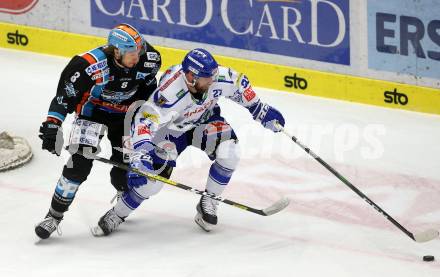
1,22,439,115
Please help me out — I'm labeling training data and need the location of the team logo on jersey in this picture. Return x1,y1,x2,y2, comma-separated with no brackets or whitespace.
243,87,256,102
85,60,108,76
91,68,110,81
56,96,68,109
156,95,168,106
64,81,78,97
176,89,186,99
147,52,159,61
101,87,137,104
136,72,150,80
137,124,151,136
142,112,159,123
203,121,231,136
144,62,156,68
183,99,215,118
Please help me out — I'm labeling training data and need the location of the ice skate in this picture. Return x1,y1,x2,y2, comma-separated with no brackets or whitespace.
91,208,125,237
35,213,62,239
195,194,219,232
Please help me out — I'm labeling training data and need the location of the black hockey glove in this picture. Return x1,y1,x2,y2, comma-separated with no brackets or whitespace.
39,119,63,156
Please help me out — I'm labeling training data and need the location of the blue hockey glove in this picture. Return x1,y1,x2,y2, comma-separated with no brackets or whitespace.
248,102,285,132
127,151,153,188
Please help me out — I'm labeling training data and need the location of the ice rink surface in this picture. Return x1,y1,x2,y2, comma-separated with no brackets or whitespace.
0,48,439,277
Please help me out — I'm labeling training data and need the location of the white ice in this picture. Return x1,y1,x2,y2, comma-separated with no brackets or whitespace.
0,48,439,277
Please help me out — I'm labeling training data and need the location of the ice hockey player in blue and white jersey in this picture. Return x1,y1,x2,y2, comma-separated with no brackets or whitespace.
92,48,285,236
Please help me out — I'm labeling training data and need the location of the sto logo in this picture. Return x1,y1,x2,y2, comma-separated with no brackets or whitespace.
0,0,38,14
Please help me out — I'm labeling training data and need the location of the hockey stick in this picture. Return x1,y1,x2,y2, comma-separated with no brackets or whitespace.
277,124,438,243
72,147,290,216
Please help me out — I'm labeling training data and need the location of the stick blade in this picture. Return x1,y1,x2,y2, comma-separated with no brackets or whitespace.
262,197,290,216
414,229,439,243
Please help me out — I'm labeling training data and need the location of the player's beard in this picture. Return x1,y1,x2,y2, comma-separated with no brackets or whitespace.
193,82,209,96
115,54,138,69
191,90,206,101
120,57,137,68
191,90,207,101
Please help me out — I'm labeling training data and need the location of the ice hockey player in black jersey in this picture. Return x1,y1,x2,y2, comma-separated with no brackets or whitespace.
35,23,161,239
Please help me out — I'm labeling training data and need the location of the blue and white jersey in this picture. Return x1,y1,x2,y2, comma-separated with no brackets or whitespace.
132,65,260,148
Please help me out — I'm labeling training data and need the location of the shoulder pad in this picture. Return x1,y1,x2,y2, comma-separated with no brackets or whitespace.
144,50,161,62
158,65,180,85
154,66,188,108
81,47,109,76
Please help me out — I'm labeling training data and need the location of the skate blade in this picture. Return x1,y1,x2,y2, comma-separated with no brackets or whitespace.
194,213,213,232
90,225,106,237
